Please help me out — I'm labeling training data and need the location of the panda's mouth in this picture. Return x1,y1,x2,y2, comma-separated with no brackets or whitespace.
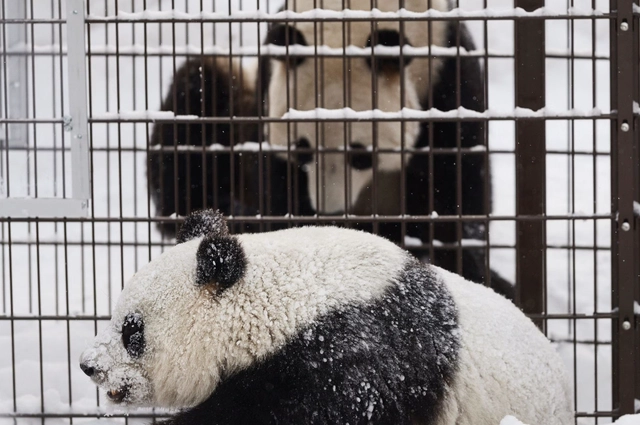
106,386,129,403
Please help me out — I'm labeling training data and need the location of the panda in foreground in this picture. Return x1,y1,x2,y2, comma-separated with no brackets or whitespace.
147,0,514,300
80,209,573,425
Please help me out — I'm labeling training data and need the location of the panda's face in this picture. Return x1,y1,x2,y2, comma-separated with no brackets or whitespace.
265,0,449,214
267,22,421,214
79,238,209,408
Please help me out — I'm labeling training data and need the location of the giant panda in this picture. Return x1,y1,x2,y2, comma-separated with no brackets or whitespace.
80,209,573,425
146,0,514,298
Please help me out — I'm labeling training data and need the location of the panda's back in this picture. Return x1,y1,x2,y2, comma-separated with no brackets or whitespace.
434,267,573,425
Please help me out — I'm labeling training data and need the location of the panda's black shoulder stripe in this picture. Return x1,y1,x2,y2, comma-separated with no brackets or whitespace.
163,261,460,425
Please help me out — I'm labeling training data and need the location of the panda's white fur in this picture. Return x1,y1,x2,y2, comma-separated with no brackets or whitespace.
267,0,449,214
435,268,573,425
81,212,572,424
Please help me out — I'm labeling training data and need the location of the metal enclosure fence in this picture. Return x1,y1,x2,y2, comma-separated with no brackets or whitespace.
0,0,637,424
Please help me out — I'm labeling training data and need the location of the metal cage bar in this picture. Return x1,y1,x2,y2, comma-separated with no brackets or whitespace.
611,0,639,417
514,0,546,332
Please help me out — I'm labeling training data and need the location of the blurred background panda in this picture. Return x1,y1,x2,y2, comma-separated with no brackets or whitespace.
147,0,514,299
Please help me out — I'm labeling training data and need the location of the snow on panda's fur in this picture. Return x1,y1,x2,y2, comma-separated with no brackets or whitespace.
146,1,514,299
80,209,572,425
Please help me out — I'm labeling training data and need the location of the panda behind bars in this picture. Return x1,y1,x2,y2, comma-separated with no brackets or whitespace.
80,209,573,425
146,0,514,299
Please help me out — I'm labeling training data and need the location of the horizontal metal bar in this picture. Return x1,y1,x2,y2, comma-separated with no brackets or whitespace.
85,14,614,24
574,411,617,418
0,315,111,320
0,412,171,418
0,213,614,223
0,50,612,62
0,198,89,218
0,312,618,321
0,239,614,251
527,312,618,319
551,338,612,345
0,19,66,23
2,411,611,420
88,114,615,124
0,145,615,156
0,118,64,124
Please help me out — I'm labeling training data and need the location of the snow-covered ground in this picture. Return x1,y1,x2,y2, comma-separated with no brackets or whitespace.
0,0,621,424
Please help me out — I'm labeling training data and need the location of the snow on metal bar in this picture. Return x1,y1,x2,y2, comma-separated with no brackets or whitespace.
87,7,606,22
4,43,609,60
94,110,186,121
91,106,606,122
282,106,606,120
147,141,277,152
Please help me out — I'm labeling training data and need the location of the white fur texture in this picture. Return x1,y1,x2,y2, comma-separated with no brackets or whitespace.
267,0,449,213
434,267,574,425
80,226,408,409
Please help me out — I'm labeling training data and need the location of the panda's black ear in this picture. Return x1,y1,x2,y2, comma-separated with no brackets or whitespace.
196,234,246,290
264,24,307,66
176,209,229,244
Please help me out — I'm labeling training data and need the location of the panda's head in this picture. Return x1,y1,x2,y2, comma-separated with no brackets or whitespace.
78,210,246,408
79,209,408,409
265,0,448,214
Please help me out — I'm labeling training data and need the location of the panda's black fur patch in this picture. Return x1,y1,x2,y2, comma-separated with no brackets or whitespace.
196,234,246,289
348,142,373,171
177,209,229,244
294,137,314,165
122,312,145,358
365,29,413,71
264,24,308,66
157,261,459,425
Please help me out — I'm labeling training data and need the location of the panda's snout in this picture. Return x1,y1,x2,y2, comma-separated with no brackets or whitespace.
80,362,97,377
79,347,109,382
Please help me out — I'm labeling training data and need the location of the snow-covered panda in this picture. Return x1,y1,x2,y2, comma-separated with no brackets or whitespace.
80,209,572,425
146,1,514,298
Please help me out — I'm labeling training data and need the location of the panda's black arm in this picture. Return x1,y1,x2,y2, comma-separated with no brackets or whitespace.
147,58,259,238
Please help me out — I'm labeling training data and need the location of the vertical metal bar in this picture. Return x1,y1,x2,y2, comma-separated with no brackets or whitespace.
590,1,600,420
514,0,546,331
633,0,640,407
66,0,91,201
6,1,28,148
610,0,638,416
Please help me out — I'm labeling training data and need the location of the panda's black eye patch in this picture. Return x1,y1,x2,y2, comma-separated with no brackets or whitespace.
264,24,307,67
348,142,373,171
122,312,145,358
294,137,313,165
365,29,413,71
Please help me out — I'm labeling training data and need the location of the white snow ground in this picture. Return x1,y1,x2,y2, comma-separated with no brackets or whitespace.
0,0,623,424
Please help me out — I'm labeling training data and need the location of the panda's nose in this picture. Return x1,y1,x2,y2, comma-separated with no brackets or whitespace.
80,362,96,377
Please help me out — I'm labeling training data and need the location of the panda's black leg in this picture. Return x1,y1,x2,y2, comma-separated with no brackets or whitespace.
147,57,258,238
258,154,314,231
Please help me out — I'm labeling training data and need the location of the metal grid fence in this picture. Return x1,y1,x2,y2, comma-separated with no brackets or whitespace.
0,0,638,424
